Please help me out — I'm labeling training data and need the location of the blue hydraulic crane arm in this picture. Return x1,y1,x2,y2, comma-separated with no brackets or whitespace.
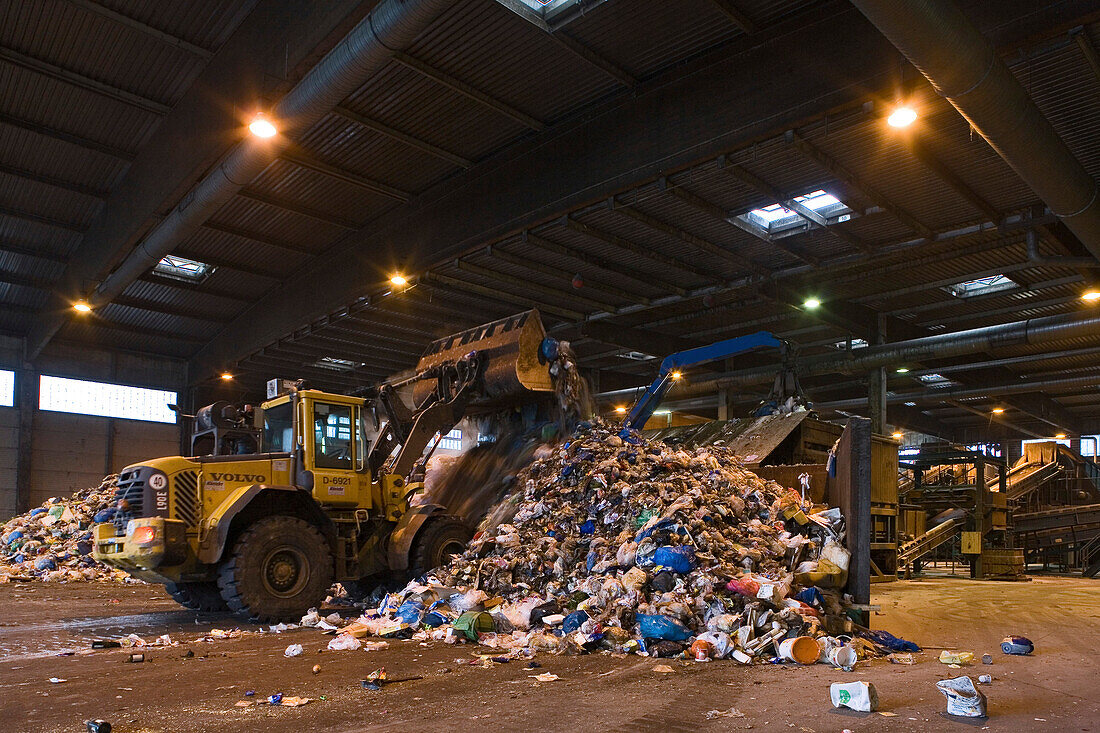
621,331,784,434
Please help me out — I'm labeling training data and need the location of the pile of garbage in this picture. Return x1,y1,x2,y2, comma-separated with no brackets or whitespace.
313,420,879,664
0,475,134,583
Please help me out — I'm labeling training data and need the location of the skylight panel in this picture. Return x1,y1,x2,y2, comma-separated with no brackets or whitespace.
833,338,868,350
313,356,363,372
917,373,955,388
501,0,599,27
740,189,852,235
154,254,210,282
944,274,1017,298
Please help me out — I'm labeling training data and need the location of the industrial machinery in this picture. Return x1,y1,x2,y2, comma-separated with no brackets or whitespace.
619,331,789,434
93,310,561,621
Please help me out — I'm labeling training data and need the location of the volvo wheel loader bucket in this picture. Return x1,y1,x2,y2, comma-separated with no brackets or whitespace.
413,310,555,412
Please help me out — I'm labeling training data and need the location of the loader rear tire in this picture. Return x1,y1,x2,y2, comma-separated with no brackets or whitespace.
217,516,333,623
409,515,472,578
165,581,229,612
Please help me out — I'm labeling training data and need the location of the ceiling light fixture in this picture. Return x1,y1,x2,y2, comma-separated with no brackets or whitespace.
669,371,682,381
892,432,903,439
220,372,233,381
1083,290,1100,302
614,406,626,414
887,106,917,128
896,367,910,374
390,274,408,287
803,297,821,309
1055,433,1066,439
248,113,277,138
992,407,1005,414
72,301,92,313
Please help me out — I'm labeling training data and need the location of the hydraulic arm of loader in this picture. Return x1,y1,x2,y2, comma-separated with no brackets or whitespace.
621,331,786,434
364,309,559,481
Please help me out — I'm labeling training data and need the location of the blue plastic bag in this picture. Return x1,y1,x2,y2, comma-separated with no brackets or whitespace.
860,629,920,652
652,546,695,574
395,599,425,625
638,614,692,641
562,610,589,634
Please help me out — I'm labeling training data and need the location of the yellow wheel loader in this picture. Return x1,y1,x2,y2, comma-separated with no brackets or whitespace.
93,311,560,621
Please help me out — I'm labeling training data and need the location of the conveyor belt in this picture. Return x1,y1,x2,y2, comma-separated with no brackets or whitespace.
898,518,959,566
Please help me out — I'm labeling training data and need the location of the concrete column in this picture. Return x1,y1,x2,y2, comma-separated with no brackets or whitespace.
15,360,37,514
868,367,887,435
869,314,887,435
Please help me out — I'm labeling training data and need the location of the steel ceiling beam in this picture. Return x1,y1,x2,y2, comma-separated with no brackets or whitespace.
566,216,723,284
200,221,317,256
454,259,617,312
0,205,85,234
1071,26,1100,83
548,31,637,87
64,0,216,59
279,148,410,202
110,296,231,323
525,231,687,296
0,242,67,265
333,106,472,169
902,135,1002,222
420,273,584,321
708,0,759,34
0,46,170,115
0,163,108,200
237,189,361,230
614,195,772,276
487,245,649,305
392,52,544,130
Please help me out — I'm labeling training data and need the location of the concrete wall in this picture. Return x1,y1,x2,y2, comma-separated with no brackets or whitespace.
0,336,185,520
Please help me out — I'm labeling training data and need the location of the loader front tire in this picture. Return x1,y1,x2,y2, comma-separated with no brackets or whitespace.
165,581,229,612
217,516,333,623
409,516,472,577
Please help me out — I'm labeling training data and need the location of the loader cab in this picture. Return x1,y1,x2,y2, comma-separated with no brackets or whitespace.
260,390,372,509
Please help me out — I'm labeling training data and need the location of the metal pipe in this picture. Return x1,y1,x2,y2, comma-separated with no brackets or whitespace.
817,370,1100,410
598,311,1100,399
89,0,454,306
848,0,1100,260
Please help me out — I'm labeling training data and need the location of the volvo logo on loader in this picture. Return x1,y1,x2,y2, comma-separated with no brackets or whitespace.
208,472,267,483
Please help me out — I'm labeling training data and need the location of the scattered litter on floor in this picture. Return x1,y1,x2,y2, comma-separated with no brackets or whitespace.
652,664,675,673
530,672,559,682
283,644,303,657
705,707,745,719
830,681,878,712
48,677,66,684
937,675,988,718
939,650,974,665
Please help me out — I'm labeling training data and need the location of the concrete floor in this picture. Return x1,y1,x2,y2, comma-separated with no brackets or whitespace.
0,576,1097,732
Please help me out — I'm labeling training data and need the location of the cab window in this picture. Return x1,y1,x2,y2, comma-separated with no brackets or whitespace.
313,402,353,469
262,402,294,452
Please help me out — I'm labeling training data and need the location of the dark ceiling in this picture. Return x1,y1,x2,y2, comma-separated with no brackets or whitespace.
2,0,1100,442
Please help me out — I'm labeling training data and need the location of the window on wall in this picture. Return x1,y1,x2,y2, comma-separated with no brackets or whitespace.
39,376,177,423
439,428,462,451
0,370,13,407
